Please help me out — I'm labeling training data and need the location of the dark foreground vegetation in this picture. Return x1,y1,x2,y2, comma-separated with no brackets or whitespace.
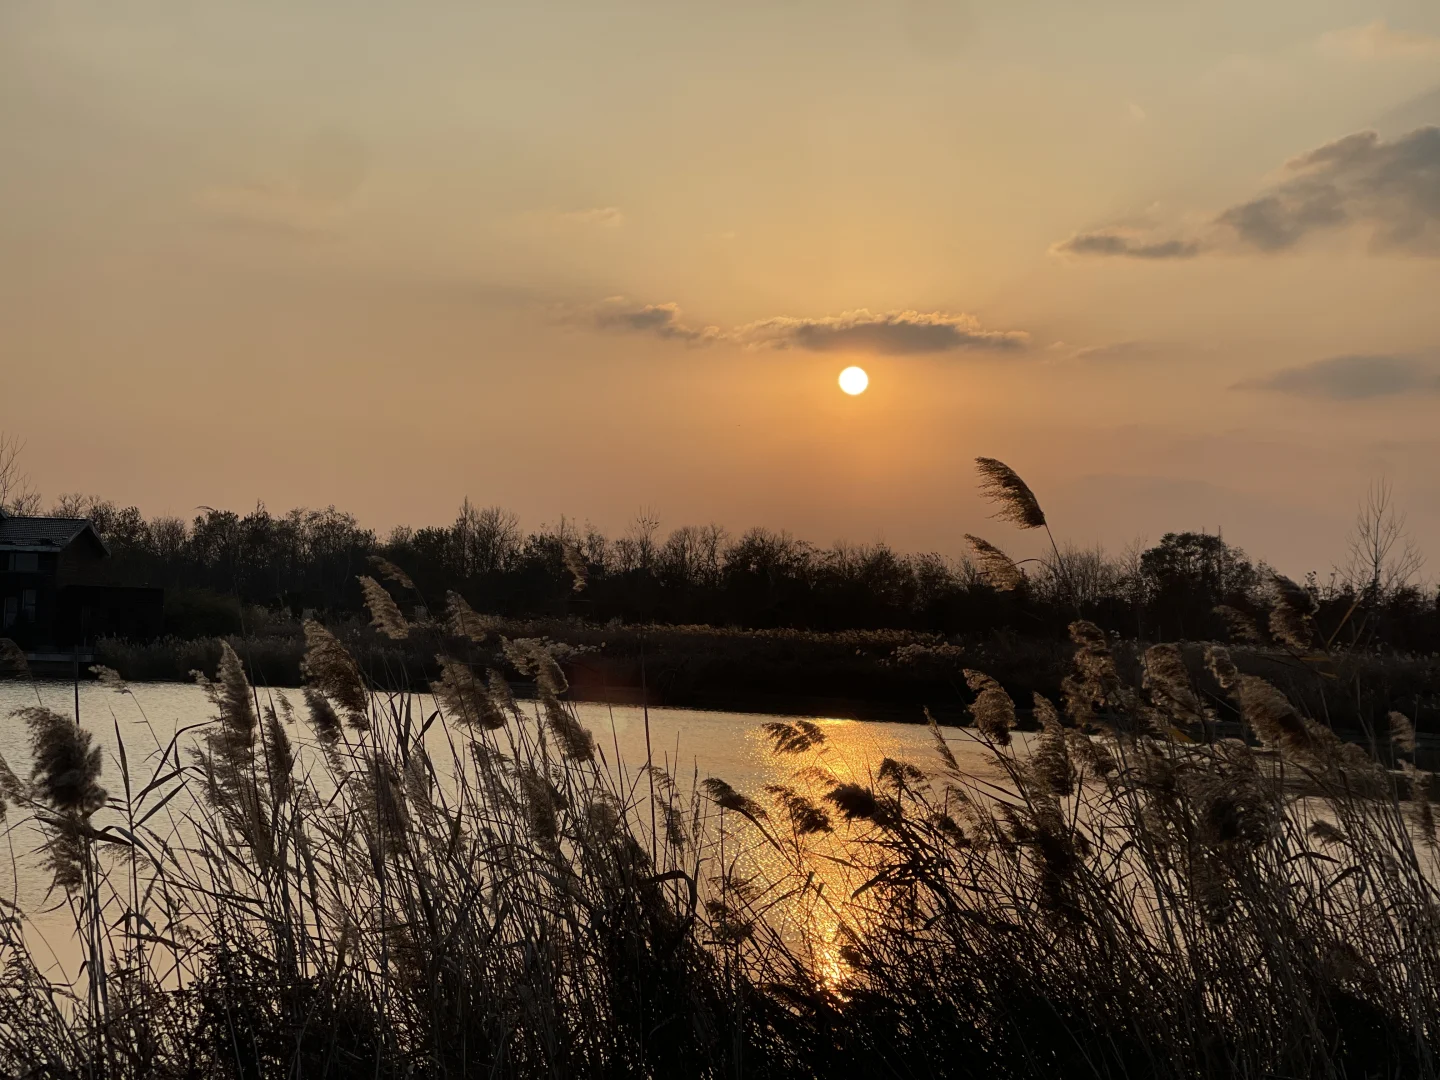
2,595,1440,1078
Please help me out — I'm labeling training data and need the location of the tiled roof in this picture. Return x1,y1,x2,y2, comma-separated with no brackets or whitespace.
0,516,108,554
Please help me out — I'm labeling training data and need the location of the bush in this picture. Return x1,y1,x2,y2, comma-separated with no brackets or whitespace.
163,588,243,638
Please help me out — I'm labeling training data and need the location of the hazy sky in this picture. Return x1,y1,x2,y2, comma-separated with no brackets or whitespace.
3,1,1439,573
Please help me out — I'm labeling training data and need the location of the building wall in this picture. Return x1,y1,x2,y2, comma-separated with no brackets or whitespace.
0,563,56,646
56,545,114,587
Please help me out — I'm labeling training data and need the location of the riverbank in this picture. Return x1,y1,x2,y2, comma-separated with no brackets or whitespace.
54,616,1440,738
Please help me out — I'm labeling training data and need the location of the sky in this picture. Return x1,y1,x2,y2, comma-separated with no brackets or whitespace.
2,1,1439,575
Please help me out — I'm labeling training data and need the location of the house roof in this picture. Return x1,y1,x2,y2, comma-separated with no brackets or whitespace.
0,516,110,556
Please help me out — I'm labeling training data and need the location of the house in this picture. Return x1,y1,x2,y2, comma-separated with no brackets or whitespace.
0,509,163,652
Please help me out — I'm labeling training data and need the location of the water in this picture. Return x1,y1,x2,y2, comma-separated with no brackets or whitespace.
0,679,1016,984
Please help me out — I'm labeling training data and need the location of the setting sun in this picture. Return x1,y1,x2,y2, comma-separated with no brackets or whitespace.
838,366,869,395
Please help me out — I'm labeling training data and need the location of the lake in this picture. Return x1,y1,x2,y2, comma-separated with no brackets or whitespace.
0,678,1017,984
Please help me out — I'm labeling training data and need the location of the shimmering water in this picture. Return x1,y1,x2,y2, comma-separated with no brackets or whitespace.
0,679,1016,982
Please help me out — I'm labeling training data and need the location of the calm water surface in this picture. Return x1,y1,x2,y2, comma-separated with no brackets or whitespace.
0,679,1014,981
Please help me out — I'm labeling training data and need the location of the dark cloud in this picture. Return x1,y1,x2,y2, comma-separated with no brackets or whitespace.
1218,127,1440,252
1052,232,1201,259
590,300,720,344
1057,125,1440,258
590,302,1027,355
1234,354,1440,399
732,309,1028,353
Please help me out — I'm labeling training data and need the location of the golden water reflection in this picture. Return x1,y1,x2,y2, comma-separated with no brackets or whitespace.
0,682,1013,991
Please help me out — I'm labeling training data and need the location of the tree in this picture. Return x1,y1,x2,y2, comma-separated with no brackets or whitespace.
0,433,41,515
1340,480,1424,603
1140,532,1259,640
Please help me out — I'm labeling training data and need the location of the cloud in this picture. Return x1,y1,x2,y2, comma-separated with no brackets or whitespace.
590,299,721,344
1234,354,1440,399
1218,127,1440,253
1317,21,1440,61
730,309,1028,354
587,301,1027,354
1052,232,1200,259
1057,125,1440,258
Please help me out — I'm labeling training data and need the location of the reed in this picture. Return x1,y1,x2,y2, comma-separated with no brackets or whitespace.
0,593,1437,1077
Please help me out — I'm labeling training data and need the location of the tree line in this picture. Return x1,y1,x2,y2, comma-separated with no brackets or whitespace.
33,488,1439,652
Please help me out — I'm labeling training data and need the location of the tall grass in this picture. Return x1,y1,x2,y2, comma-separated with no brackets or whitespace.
2,597,1440,1076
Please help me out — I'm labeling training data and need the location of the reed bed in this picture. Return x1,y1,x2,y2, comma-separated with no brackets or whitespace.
0,600,1437,1077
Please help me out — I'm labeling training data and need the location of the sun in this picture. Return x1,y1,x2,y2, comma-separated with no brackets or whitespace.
838,366,869,395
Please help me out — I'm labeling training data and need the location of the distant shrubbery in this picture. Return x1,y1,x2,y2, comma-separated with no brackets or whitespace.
44,486,1440,653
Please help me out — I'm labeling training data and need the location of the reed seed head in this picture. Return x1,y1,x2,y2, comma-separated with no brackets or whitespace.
1267,573,1316,651
367,554,416,591
964,670,1016,746
359,575,411,640
445,591,491,644
17,706,107,816
1389,710,1417,757
301,620,370,726
965,534,1024,591
974,457,1047,530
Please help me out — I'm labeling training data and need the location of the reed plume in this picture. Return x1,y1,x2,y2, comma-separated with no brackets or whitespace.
300,619,370,727
1389,710,1418,757
16,707,105,817
367,554,416,591
359,574,411,640
544,699,595,762
0,638,30,677
0,753,24,817
488,669,520,717
262,702,295,805
516,765,561,848
762,720,826,755
88,664,130,694
1205,644,1241,690
563,542,588,592
445,590,491,643
201,641,258,769
16,706,107,893
963,669,1015,745
1268,573,1316,650
1142,643,1207,728
824,783,883,823
964,534,1024,591
1063,621,1125,726
302,687,343,744
1213,604,1263,644
1029,694,1075,796
975,457,1047,529
1228,673,1312,755
702,778,768,822
764,785,832,835
505,637,593,759
432,655,507,729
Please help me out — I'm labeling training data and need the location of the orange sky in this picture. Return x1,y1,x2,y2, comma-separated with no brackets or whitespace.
2,2,1439,574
